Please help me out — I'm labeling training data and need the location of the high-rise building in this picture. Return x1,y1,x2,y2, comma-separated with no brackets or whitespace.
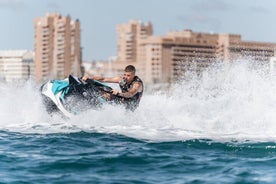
106,20,153,83
0,50,34,83
34,13,81,82
115,20,153,73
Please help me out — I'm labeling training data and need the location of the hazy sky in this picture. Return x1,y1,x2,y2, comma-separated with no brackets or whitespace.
1,0,276,61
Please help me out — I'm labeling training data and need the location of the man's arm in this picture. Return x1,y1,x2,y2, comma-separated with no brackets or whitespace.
113,82,142,98
96,76,121,83
83,74,122,83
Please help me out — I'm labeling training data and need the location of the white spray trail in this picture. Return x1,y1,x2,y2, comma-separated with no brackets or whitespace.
1,61,276,142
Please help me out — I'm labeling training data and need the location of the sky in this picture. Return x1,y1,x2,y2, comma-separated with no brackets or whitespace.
1,0,276,61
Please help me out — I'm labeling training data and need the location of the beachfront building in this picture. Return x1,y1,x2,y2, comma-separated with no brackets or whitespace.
217,34,276,63
0,50,34,83
86,20,276,85
34,13,81,82
115,20,153,75
138,30,219,84
139,30,276,84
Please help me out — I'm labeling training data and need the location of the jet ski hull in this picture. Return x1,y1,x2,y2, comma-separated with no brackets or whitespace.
40,75,113,118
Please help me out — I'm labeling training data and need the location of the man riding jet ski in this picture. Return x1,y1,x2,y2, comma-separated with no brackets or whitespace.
40,65,143,118
82,65,143,111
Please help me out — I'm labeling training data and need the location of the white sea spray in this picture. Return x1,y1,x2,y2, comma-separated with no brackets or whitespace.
1,60,276,142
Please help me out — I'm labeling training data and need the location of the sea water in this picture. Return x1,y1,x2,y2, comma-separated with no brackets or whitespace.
1,61,276,183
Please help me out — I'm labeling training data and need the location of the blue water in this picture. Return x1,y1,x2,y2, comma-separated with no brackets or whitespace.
2,61,276,183
1,131,276,183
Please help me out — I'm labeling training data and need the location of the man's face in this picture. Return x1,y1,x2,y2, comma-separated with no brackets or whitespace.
123,71,135,84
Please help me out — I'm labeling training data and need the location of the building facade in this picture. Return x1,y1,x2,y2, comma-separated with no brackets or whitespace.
139,30,219,83
34,13,81,82
217,34,276,63
140,30,276,84
0,50,34,83
115,20,153,74
88,20,276,85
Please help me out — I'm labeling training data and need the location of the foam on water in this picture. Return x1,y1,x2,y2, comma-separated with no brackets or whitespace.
1,60,276,142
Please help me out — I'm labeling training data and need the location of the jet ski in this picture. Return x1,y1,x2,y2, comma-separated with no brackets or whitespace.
40,75,115,118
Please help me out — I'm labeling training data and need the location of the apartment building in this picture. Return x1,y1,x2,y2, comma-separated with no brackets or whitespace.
89,20,276,85
138,30,219,83
139,30,276,84
115,20,153,74
217,34,276,62
34,13,81,82
0,50,34,83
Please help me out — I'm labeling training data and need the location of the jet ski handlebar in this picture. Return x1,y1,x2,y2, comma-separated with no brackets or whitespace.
84,78,113,93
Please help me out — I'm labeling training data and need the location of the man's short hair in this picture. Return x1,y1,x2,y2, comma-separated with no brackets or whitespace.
124,65,136,73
